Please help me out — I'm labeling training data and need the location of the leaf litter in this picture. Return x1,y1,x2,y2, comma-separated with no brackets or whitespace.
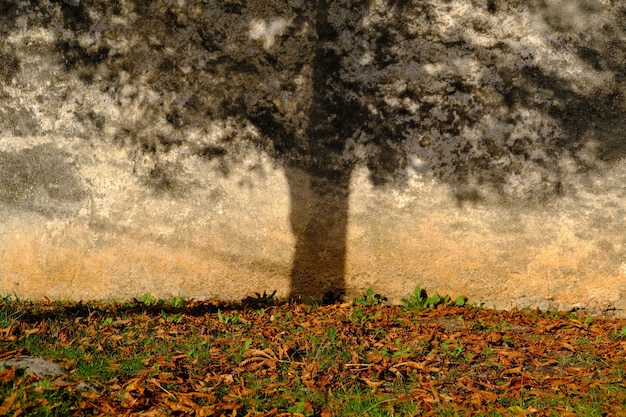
1,295,626,416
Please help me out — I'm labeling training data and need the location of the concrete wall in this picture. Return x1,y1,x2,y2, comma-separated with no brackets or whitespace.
1,0,625,314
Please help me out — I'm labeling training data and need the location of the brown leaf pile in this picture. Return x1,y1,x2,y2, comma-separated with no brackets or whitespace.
1,299,626,416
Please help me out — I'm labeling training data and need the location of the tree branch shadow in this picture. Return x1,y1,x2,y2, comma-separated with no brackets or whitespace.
3,0,625,301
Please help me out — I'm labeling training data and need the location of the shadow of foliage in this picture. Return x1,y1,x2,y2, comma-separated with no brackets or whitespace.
0,145,87,217
3,0,625,299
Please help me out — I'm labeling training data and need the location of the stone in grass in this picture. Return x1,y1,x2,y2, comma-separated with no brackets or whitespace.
0,356,66,379
0,356,105,393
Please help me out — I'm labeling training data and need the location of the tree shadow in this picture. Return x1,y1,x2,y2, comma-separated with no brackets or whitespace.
285,168,351,302
515,2,626,166
4,0,625,301
0,145,86,217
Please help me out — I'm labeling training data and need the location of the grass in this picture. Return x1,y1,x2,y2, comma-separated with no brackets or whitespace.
1,291,626,416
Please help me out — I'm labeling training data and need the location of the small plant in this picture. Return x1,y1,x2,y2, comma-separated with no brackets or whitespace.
242,338,253,353
100,316,114,328
169,297,185,308
135,293,161,307
355,288,387,306
471,317,488,332
217,309,240,325
401,286,466,310
242,290,277,306
327,327,338,343
160,310,182,323
401,286,428,308
612,325,626,340
392,339,412,358
0,294,20,303
502,335,515,346
349,305,382,325
425,293,449,308
288,400,315,416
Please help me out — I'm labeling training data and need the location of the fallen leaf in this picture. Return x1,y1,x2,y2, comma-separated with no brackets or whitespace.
361,377,384,393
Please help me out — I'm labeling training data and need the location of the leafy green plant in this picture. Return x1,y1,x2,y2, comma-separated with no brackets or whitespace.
355,288,387,306
502,335,515,346
169,297,185,308
401,286,466,310
161,310,182,323
391,339,412,358
288,400,315,416
135,293,161,307
217,309,240,325
349,306,382,325
100,316,114,328
327,327,338,343
401,286,428,308
241,338,253,354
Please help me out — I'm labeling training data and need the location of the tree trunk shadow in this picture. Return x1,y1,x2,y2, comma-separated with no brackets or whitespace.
286,167,351,303
282,0,357,303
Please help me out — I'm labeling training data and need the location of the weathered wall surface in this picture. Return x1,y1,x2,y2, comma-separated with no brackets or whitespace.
1,0,625,314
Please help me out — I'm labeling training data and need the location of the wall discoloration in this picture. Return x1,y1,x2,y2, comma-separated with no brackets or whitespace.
0,0,625,314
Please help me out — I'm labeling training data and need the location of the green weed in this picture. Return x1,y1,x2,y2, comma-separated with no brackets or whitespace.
217,309,240,325
135,293,159,307
401,285,466,310
612,325,626,339
355,288,387,306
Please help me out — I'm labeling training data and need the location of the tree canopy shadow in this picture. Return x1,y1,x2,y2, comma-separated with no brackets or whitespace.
1,0,625,301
